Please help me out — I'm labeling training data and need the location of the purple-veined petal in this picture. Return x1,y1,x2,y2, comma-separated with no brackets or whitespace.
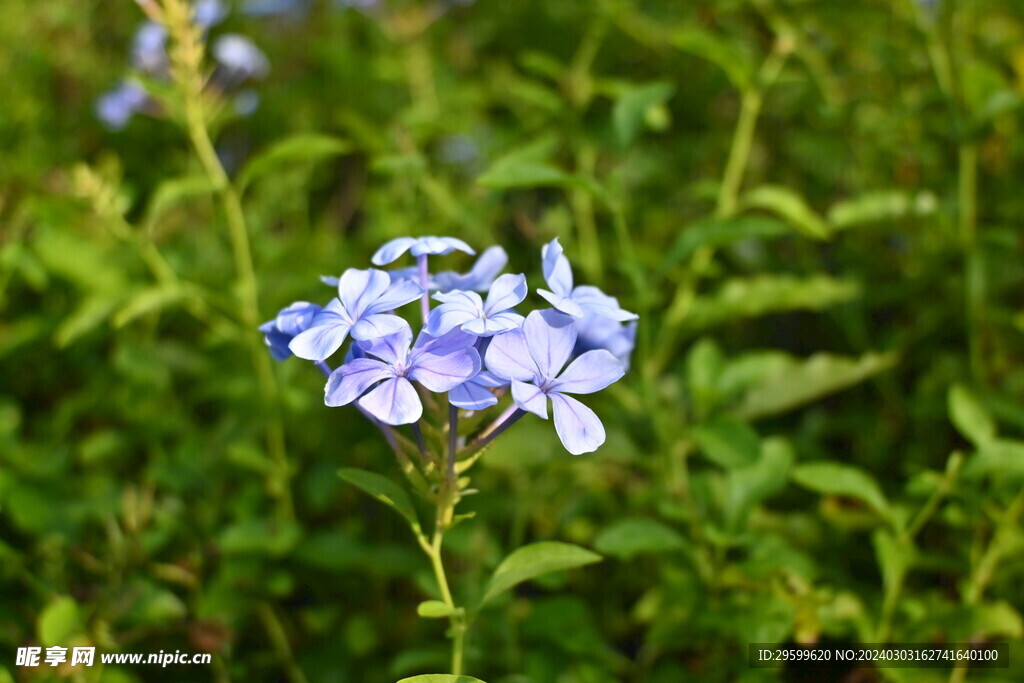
550,393,605,455
351,313,411,341
449,377,499,410
371,237,418,265
288,307,352,360
523,309,577,379
365,279,423,315
475,370,509,388
357,324,413,365
483,273,527,314
324,358,392,406
485,328,539,381
409,236,475,257
427,302,480,337
484,310,524,333
434,246,508,292
337,268,391,317
461,316,512,336
357,377,422,425
550,349,624,395
541,238,573,298
571,285,638,321
538,289,585,318
511,380,548,418
409,336,481,392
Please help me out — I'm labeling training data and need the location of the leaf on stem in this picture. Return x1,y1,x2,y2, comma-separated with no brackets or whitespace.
480,541,602,606
338,468,421,534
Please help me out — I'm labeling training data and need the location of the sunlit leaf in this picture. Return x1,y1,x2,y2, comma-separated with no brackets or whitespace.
338,468,421,533
740,185,829,239
480,542,601,605
238,133,352,191
793,462,890,520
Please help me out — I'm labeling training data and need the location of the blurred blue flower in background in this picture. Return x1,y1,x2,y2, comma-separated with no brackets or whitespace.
486,309,625,454
212,34,270,80
574,313,637,370
95,81,149,130
538,238,638,322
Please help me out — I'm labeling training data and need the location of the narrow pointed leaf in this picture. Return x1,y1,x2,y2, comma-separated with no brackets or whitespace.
480,541,601,605
338,468,420,533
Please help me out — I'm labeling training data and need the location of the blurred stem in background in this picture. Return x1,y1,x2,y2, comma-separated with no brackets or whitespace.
159,0,293,518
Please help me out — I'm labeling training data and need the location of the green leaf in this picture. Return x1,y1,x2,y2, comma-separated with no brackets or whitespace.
54,295,121,347
659,215,790,274
396,676,487,683
338,468,421,533
827,190,937,230
477,138,598,193
672,27,754,90
724,437,794,530
112,284,188,327
613,82,675,145
740,185,830,240
964,439,1024,478
690,417,760,468
143,174,215,229
480,542,601,605
416,600,455,618
793,462,890,520
38,596,82,646
238,134,352,190
948,384,996,446
219,518,302,556
594,518,688,560
685,275,860,331
873,529,910,597
732,351,897,420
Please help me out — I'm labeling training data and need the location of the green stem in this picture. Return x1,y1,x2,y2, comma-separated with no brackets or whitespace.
257,602,308,683
959,142,984,383
715,88,763,219
420,497,468,675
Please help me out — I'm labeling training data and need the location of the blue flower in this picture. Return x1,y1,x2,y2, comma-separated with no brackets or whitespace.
193,0,229,28
131,21,168,74
325,324,481,425
212,34,270,80
259,301,323,361
371,236,475,266
449,370,507,410
288,269,422,361
574,313,637,370
538,238,637,322
426,273,527,337
485,309,625,455
95,81,149,130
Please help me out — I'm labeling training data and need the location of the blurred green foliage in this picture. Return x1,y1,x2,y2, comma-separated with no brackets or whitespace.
2,0,1024,681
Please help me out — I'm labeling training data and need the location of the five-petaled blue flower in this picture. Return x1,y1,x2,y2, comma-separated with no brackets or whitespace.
427,273,527,337
371,236,475,266
538,238,638,322
325,323,481,425
289,269,422,361
486,309,625,455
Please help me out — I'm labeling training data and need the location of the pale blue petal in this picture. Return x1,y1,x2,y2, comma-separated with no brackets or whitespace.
475,370,509,388
324,358,392,406
427,304,479,337
435,246,508,292
288,302,352,360
357,324,413,365
338,268,392,317
575,314,637,370
351,313,410,341
357,377,422,425
484,310,524,333
485,328,539,381
371,237,418,265
538,289,585,318
410,236,475,257
550,349,624,395
524,309,577,379
366,279,423,315
483,273,527,314
571,285,638,321
275,301,322,336
387,266,432,288
449,379,499,410
260,324,292,361
511,380,548,418
409,331,481,392
320,275,339,287
541,238,573,297
550,393,605,455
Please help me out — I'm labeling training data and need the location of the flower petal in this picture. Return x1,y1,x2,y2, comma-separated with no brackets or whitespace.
485,328,539,381
483,273,527,314
571,285,638,321
371,237,418,265
541,238,573,297
275,301,322,336
550,349,624,395
288,313,352,360
365,278,423,315
357,377,422,425
409,331,481,392
435,246,508,292
351,313,411,341
324,358,392,406
524,309,577,379
538,289,585,318
550,393,605,455
357,324,413,365
337,269,392,317
449,378,499,410
409,236,475,257
511,380,548,418
427,302,479,337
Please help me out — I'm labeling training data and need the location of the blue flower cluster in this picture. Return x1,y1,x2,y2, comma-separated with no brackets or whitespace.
97,0,269,130
261,237,636,455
